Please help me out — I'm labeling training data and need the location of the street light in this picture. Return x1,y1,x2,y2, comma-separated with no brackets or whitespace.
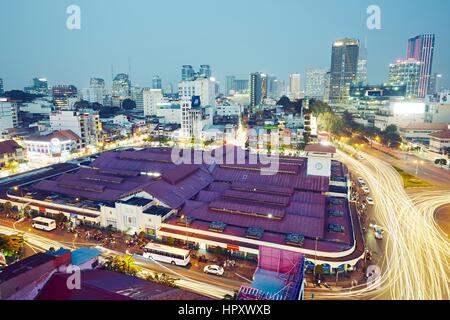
180,214,189,245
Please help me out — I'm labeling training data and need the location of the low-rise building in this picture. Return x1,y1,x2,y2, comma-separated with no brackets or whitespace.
428,126,450,154
0,140,25,169
399,122,449,145
24,130,81,161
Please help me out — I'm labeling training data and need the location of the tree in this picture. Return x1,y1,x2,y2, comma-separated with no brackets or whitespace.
73,100,91,110
0,234,24,257
122,99,136,110
103,254,140,276
146,272,179,288
380,125,402,148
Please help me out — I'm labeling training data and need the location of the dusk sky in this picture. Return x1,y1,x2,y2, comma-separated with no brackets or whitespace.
1,0,449,90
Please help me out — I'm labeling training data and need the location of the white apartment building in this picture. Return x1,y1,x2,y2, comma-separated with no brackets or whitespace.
178,78,216,107
289,73,302,100
143,89,164,117
305,69,328,100
425,92,450,123
21,99,53,115
215,105,242,117
156,102,182,124
50,110,100,148
24,130,81,162
0,99,19,134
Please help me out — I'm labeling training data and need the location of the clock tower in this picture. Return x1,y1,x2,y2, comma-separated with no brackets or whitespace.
305,144,337,177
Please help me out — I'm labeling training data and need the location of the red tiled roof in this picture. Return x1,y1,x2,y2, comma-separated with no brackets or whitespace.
0,140,22,155
429,130,450,140
25,130,81,142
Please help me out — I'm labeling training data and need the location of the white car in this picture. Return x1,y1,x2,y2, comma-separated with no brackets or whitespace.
357,177,365,184
357,155,365,161
370,224,384,240
203,265,224,276
366,197,374,205
363,186,370,194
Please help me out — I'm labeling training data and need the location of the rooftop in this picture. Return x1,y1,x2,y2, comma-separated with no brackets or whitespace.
429,129,450,140
401,122,449,131
36,269,209,300
0,140,22,155
25,130,81,143
305,144,337,154
0,253,54,283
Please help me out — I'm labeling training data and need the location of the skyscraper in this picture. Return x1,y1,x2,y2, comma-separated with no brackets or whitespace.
25,78,49,96
225,76,236,95
305,69,328,100
198,65,212,79
82,78,105,104
329,38,360,103
388,59,421,98
428,73,442,95
152,75,162,90
289,73,301,100
357,41,368,85
407,34,435,98
250,72,268,107
112,73,131,99
0,78,3,95
181,65,196,81
267,75,279,99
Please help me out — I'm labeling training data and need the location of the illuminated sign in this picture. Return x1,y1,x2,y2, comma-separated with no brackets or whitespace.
392,102,425,115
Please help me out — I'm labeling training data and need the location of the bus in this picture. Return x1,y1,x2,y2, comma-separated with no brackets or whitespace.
143,242,190,267
32,217,57,231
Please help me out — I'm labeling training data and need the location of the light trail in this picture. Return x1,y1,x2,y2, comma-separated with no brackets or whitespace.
329,146,450,300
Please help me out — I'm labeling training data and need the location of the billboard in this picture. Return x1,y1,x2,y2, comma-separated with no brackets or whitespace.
392,102,425,115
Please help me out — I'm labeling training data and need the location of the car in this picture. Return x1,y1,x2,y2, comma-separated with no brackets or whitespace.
357,155,365,161
370,224,384,240
366,197,374,205
357,177,365,184
363,186,370,194
203,265,224,276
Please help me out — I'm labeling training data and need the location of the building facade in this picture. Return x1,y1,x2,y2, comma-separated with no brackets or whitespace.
407,34,435,98
329,39,360,103
305,69,327,100
388,59,422,98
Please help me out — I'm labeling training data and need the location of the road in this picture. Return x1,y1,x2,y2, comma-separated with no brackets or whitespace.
318,146,450,300
0,223,238,299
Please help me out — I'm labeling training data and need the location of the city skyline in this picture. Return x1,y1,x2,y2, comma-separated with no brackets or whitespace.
1,0,450,91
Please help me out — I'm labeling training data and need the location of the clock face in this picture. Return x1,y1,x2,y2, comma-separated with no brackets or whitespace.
315,162,324,170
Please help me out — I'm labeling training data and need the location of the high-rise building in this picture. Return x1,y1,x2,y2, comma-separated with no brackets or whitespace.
82,78,105,104
305,69,328,100
429,73,442,95
152,75,162,90
250,72,268,107
407,34,435,98
143,89,164,117
234,79,249,93
267,75,279,99
0,78,3,95
50,110,100,148
52,85,78,108
181,65,196,81
289,73,301,100
389,59,422,98
25,78,49,96
198,65,212,79
112,73,131,99
225,76,236,95
357,41,368,85
329,38,360,103
178,78,216,107
166,83,174,95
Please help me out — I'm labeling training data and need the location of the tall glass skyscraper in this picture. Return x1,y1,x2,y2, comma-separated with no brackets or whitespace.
329,38,360,103
181,65,196,81
250,72,267,107
198,65,212,79
407,34,435,98
152,75,162,89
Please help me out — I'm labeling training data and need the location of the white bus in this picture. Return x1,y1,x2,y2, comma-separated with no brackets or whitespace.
32,217,57,231
143,242,190,267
